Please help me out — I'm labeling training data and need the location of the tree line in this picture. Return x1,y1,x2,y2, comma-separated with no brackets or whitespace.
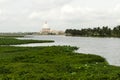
65,25,120,37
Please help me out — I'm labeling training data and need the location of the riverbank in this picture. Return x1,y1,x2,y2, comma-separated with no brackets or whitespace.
65,25,120,37
0,37,120,79
0,46,120,79
0,37,54,45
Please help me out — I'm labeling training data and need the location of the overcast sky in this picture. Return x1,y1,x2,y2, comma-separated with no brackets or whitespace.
0,0,120,32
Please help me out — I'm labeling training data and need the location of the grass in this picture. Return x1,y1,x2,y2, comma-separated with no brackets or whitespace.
0,35,25,38
0,37,120,79
0,37,54,45
0,46,120,80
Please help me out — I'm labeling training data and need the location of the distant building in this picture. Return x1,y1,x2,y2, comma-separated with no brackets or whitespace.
41,21,51,35
50,30,65,35
40,21,65,35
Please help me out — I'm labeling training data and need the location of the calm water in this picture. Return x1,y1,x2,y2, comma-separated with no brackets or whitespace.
17,35,120,66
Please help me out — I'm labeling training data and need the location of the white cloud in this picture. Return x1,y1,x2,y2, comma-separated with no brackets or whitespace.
29,12,40,19
0,0,120,32
0,10,2,14
0,0,8,3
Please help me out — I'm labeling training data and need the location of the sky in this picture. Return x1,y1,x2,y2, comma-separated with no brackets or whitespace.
0,0,120,32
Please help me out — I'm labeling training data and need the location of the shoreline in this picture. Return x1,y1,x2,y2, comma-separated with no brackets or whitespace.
0,37,120,79
0,46,120,79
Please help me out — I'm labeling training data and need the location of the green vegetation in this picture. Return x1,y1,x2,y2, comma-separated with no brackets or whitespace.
0,36,120,79
0,32,36,37
0,38,54,45
0,35,24,38
65,25,120,37
0,46,120,80
0,33,25,38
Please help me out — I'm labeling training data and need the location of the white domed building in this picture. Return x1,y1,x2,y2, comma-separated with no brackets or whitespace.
41,21,51,35
40,21,65,35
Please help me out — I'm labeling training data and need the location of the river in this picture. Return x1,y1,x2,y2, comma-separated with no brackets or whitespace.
16,35,120,66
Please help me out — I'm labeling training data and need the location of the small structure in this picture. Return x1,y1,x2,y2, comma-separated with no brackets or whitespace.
40,21,65,35
41,21,51,35
51,30,65,35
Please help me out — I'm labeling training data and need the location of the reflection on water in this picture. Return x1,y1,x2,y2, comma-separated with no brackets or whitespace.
16,35,120,66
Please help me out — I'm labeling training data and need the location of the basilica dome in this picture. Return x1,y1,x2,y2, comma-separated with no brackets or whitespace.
43,21,49,29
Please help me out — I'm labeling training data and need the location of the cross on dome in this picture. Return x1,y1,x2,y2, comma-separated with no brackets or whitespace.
43,21,49,29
